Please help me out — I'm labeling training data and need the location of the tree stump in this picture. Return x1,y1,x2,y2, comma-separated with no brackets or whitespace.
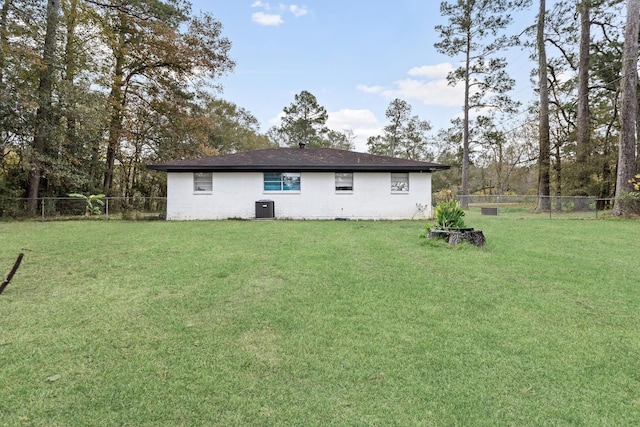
463,230,486,247
427,230,449,240
448,232,464,245
426,229,485,247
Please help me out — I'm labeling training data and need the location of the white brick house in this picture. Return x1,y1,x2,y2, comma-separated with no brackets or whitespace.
148,146,449,220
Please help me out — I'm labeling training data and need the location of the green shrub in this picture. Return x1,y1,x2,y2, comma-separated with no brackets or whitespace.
67,193,105,216
433,200,466,229
617,191,640,215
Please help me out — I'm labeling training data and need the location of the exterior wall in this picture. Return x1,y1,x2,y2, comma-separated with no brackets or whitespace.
166,171,433,220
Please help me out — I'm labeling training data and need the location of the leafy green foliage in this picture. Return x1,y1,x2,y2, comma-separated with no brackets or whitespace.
434,200,466,229
271,90,354,149
68,193,105,216
366,98,432,160
614,174,640,215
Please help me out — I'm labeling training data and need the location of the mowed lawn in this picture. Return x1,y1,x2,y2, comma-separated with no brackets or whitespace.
1,213,639,426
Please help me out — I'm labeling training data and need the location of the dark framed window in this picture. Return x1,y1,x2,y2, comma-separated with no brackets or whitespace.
335,172,354,192
194,172,212,192
264,172,301,191
391,173,409,192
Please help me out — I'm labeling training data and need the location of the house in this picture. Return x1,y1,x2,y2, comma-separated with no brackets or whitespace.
148,145,449,220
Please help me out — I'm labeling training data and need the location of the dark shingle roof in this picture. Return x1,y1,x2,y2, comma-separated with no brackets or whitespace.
148,147,450,172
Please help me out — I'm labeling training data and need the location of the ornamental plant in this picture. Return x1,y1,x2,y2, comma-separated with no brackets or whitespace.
68,193,105,216
433,200,466,229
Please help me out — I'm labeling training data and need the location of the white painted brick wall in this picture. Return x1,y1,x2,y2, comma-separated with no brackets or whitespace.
166,171,433,220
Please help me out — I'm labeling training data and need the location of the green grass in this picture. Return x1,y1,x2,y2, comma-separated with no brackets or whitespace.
1,213,639,426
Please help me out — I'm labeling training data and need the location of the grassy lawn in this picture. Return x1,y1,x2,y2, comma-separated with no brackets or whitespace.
1,212,639,426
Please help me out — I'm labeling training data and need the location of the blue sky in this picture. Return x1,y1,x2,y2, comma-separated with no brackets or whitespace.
192,1,539,152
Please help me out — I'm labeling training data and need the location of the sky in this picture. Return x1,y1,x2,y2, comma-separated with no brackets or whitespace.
191,1,540,152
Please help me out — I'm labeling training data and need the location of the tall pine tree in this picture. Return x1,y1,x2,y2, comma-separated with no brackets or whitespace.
435,0,530,206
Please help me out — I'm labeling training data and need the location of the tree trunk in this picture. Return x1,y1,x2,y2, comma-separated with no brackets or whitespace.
554,142,562,210
63,0,78,181
575,0,591,208
600,92,619,207
103,20,126,193
27,0,61,215
537,0,551,211
636,78,640,172
461,28,471,209
0,0,10,85
613,0,640,215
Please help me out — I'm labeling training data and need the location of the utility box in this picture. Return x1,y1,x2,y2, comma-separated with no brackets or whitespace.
481,207,498,216
255,200,275,219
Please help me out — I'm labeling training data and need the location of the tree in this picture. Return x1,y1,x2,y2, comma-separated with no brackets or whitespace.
536,0,551,210
402,116,434,160
98,2,234,191
27,0,61,214
575,0,591,204
366,99,432,160
274,90,355,149
0,0,40,201
1,0,262,214
324,129,355,151
612,0,640,215
434,0,530,206
278,90,329,147
205,98,273,153
384,98,411,157
473,116,535,195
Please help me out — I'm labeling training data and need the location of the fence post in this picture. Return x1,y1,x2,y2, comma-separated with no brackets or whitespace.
41,198,45,222
105,198,109,221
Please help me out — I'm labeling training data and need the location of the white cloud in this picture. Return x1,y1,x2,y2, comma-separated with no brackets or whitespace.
327,109,378,128
383,77,463,107
327,109,383,152
356,84,385,94
289,5,309,17
268,111,285,127
251,2,308,25
408,63,454,79
252,11,284,26
359,62,465,108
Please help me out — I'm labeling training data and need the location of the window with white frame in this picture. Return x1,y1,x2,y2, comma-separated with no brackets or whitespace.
264,172,301,191
391,173,409,192
193,172,213,192
335,172,353,192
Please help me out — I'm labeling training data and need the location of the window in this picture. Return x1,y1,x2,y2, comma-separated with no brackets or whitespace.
391,173,409,192
335,172,353,192
264,172,301,191
194,172,212,192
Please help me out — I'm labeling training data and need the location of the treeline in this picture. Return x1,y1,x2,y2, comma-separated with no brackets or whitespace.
1,0,639,216
425,0,639,213
0,0,271,214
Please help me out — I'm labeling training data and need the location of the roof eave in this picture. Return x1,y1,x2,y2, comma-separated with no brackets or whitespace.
148,165,450,173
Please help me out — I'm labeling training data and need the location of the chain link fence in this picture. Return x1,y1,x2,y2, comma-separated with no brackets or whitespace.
0,194,623,221
0,197,167,221
433,195,615,219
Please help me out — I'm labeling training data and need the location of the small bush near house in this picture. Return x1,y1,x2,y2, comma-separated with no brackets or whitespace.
433,200,466,229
